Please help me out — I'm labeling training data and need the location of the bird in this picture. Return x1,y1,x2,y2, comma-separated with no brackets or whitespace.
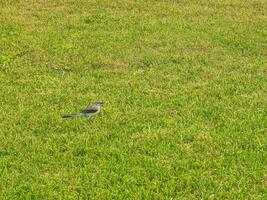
62,101,104,118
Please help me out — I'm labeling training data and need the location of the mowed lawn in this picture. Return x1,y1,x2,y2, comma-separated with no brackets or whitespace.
0,0,266,199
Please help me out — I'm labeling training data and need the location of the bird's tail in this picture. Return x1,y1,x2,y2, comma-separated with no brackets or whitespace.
62,113,83,118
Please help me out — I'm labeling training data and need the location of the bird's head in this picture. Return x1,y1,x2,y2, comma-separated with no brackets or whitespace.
94,101,104,106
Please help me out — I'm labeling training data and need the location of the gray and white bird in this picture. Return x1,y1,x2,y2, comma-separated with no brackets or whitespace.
62,101,104,118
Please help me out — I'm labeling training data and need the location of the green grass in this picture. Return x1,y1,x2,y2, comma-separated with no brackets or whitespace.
0,0,266,199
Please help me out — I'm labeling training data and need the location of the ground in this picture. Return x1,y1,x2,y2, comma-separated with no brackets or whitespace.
0,0,266,199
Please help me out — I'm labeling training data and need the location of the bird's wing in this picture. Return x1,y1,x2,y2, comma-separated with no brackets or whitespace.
81,107,98,114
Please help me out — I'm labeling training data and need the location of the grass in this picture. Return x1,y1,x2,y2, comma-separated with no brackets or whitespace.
0,0,266,199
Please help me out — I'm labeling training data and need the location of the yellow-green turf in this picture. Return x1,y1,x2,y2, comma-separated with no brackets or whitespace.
0,0,266,199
